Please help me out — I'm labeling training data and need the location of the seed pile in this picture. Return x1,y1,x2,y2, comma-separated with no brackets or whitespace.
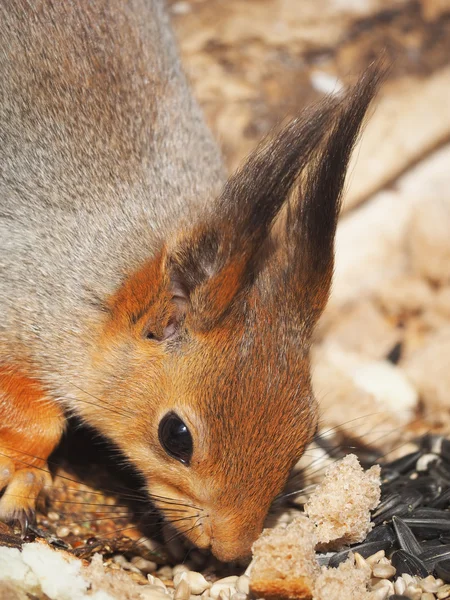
314,434,450,599
1,434,450,600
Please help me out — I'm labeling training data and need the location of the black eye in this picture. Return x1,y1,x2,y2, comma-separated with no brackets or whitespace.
158,412,193,465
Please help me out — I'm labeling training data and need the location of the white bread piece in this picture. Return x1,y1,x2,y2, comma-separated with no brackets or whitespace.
314,555,378,600
305,454,381,548
249,514,319,600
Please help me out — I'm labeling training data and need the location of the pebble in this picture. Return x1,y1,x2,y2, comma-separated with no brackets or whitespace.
131,556,158,574
209,579,238,600
173,571,210,595
71,526,81,536
438,584,450,599
140,588,170,600
394,578,407,595
405,584,422,600
373,562,397,579
157,566,175,579
47,511,60,521
355,552,372,577
419,576,441,594
236,576,250,595
147,575,168,591
174,579,190,600
56,526,70,538
173,565,191,576
367,551,386,566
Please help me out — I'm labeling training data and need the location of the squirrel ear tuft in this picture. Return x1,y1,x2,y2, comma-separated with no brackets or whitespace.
167,63,384,331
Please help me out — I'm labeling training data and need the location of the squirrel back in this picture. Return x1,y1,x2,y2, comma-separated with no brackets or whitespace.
0,0,381,561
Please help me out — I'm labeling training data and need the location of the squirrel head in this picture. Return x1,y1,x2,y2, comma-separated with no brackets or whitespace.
83,70,381,562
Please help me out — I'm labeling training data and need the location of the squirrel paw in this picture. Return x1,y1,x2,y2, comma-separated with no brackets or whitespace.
0,457,50,536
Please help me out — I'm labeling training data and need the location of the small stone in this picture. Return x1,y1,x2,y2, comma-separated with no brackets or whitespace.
408,196,450,285
174,579,191,600
173,565,190,576
210,580,237,600
236,576,249,595
367,551,386,566
370,586,390,600
147,576,168,592
131,556,158,574
47,511,60,521
174,572,210,595
71,526,81,536
419,575,441,594
394,577,407,595
405,584,422,600
56,526,70,538
157,566,174,579
140,588,170,600
372,563,397,579
438,584,450,599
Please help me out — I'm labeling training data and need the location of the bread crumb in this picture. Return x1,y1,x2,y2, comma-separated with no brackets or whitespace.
249,514,319,600
305,454,381,548
313,556,377,600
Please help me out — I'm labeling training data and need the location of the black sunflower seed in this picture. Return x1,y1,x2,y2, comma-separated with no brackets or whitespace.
441,439,450,463
381,469,402,486
411,507,450,519
328,540,392,568
372,502,410,525
419,434,444,454
384,451,422,475
399,489,424,511
391,549,429,577
388,596,410,600
430,461,450,486
401,476,441,502
372,494,402,518
365,524,397,546
418,544,450,569
430,487,450,509
392,516,422,556
435,559,450,583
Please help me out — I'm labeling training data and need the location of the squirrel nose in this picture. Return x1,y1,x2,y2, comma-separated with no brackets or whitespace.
208,515,263,562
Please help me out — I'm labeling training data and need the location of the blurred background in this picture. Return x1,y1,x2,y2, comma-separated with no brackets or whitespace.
168,0,450,447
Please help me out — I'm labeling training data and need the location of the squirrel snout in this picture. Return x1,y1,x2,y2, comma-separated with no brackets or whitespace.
203,513,263,562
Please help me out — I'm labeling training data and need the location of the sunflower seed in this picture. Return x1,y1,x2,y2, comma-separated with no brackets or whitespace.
391,550,429,577
392,517,422,556
441,440,450,463
373,503,411,526
328,541,391,568
373,494,403,519
384,452,423,475
430,488,450,509
365,524,397,546
419,545,450,569
403,518,450,531
435,559,450,583
417,454,440,472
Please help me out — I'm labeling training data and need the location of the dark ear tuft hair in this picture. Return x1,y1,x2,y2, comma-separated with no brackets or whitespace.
168,63,385,329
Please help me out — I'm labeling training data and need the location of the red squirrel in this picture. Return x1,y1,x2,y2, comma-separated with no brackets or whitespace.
0,0,381,561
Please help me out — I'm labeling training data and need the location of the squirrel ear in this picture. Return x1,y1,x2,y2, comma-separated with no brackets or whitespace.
167,65,384,331
274,66,384,325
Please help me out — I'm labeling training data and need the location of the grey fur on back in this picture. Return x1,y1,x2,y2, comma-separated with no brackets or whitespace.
0,0,225,384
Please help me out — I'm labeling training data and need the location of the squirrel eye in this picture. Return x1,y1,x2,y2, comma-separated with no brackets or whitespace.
158,412,193,465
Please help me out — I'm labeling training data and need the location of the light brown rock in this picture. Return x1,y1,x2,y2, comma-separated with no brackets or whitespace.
403,326,450,421
408,196,450,284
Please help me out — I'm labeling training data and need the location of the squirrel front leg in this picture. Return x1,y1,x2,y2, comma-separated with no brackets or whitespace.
0,367,65,532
